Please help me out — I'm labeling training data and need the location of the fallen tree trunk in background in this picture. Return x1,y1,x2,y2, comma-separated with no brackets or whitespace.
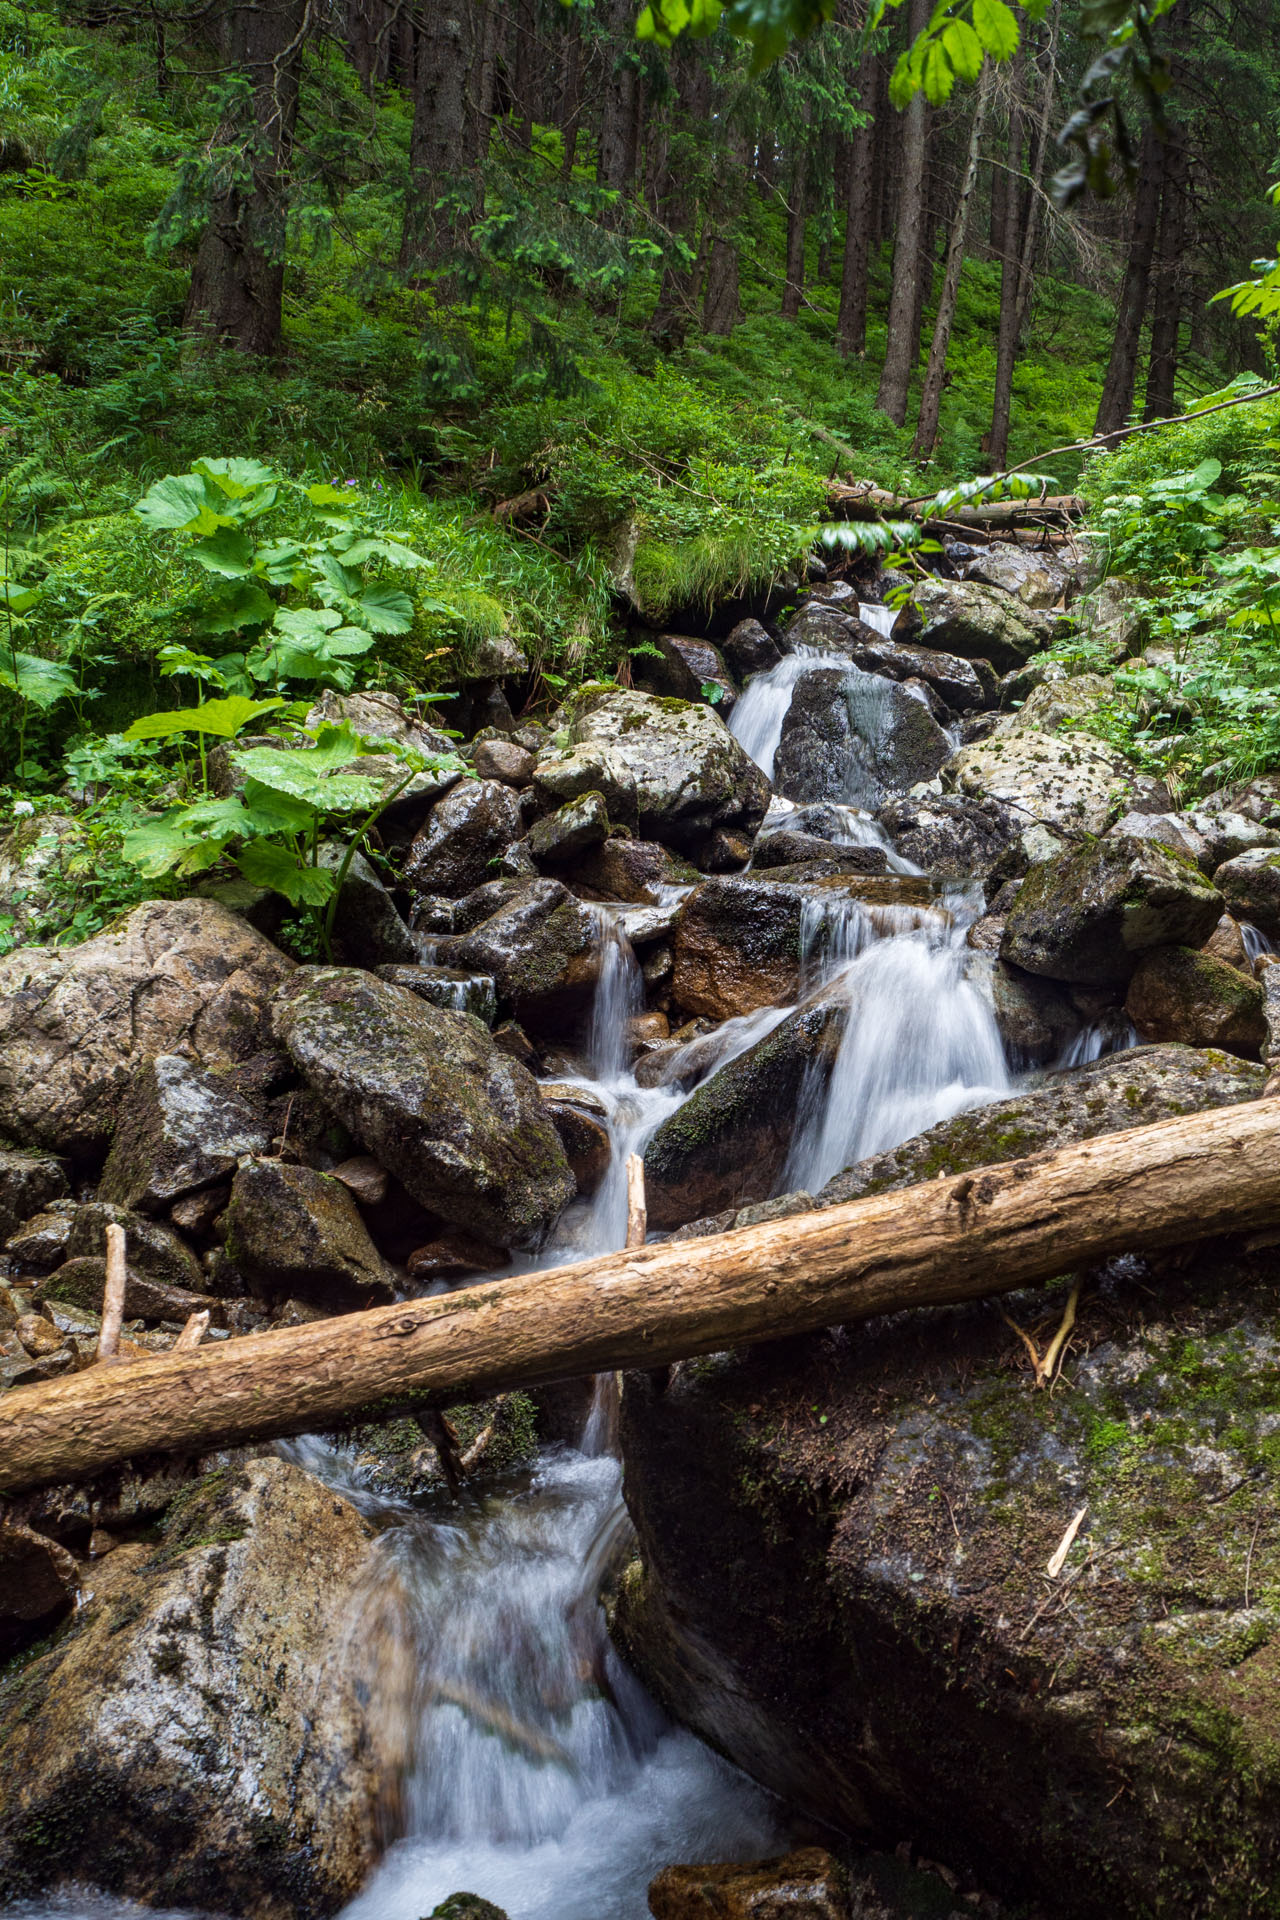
3,1098,1280,1495
827,480,1086,531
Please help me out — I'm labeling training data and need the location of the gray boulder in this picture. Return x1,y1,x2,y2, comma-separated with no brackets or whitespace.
526,791,611,866
877,793,1021,881
752,832,887,874
964,952,1079,1067
774,666,952,809
722,618,782,680
224,1158,395,1306
912,576,1045,672
66,1202,204,1288
450,880,603,1031
649,633,738,712
1126,947,1266,1060
833,632,998,714
962,545,1067,608
1001,837,1223,985
405,780,523,898
273,969,574,1248
99,1054,271,1214
946,729,1135,837
316,844,417,967
0,900,292,1161
0,1148,68,1242
1212,847,1280,940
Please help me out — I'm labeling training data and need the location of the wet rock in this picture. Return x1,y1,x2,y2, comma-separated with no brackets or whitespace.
5,1208,73,1273
616,1238,1280,1920
527,791,612,865
98,1053,272,1214
305,686,455,758
876,793,1020,881
0,1519,80,1656
782,602,874,652
539,1083,613,1196
1184,807,1280,873
66,1203,204,1289
1125,947,1266,1059
722,619,782,680
376,964,498,1026
541,691,769,856
405,780,524,898
946,730,1134,838
428,1897,510,1920
224,1159,395,1307
911,576,1045,672
406,1232,509,1282
964,953,1078,1067
644,995,844,1228
0,1148,69,1241
451,880,602,1032
962,545,1066,609
0,900,292,1161
1106,809,1206,867
752,833,888,874
698,828,753,872
316,844,418,968
0,813,81,946
1202,913,1251,972
15,1310,63,1357
33,1258,217,1328
774,667,952,809
672,874,934,1022
0,1458,403,1918
650,633,739,713
840,633,998,714
571,838,700,904
1001,837,1223,986
648,1849,850,1920
820,1043,1263,1204
1212,847,1280,939
273,968,574,1249
472,738,536,785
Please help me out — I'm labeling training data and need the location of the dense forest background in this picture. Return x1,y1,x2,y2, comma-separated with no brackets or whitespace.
5,0,1280,945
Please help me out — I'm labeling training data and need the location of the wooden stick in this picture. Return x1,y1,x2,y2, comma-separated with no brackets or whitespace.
5,1098,1280,1495
625,1153,647,1251
1047,1504,1088,1578
96,1225,127,1364
172,1310,210,1353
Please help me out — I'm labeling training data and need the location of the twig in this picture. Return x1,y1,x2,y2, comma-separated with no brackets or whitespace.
626,1153,647,1251
173,1310,210,1353
1047,1504,1089,1579
1245,1516,1261,1609
1001,383,1280,482
1040,1277,1082,1388
97,1224,126,1363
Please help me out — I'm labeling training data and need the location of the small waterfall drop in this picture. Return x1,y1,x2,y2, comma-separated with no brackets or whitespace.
728,646,823,780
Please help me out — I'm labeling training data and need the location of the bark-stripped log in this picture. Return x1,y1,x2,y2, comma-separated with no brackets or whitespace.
3,1099,1280,1494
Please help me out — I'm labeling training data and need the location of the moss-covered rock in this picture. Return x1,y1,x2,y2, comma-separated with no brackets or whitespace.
774,666,952,810
911,575,1045,672
615,1239,1280,1919
405,779,523,899
1126,946,1266,1060
450,878,602,1033
1001,836,1223,986
1213,847,1280,940
224,1158,396,1307
98,1051,272,1215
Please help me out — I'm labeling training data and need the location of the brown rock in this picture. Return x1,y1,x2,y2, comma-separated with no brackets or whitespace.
572,839,700,904
169,1184,232,1236
541,1098,613,1196
5,1208,73,1273
32,1258,220,1328
648,1849,850,1920
0,1519,80,1655
473,738,536,786
1202,913,1251,972
1126,947,1267,1060
224,1158,396,1307
330,1155,390,1207
15,1311,63,1357
406,1233,510,1281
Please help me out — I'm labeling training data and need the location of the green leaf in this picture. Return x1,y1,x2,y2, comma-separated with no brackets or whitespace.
274,605,343,639
189,528,256,577
942,18,985,80
236,840,337,906
337,535,429,571
972,0,1019,59
922,37,955,103
232,723,384,811
354,584,415,634
195,457,278,499
304,483,354,507
1192,458,1225,490
0,653,77,709
197,581,276,634
123,695,285,742
133,472,211,532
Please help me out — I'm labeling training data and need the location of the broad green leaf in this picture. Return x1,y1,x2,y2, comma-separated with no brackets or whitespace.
922,37,955,102
238,778,318,837
274,605,343,639
304,483,354,507
195,457,278,499
942,18,985,80
354,584,415,634
255,540,305,585
0,583,41,616
972,0,1019,59
313,552,362,597
338,535,429,571
197,581,276,634
133,472,211,532
189,528,256,577
123,806,240,878
123,695,285,742
234,722,384,811
0,653,78,710
236,840,337,906
1192,458,1225,489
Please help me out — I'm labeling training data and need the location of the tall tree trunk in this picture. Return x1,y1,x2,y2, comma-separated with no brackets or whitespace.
560,11,582,175
183,0,310,356
649,45,712,342
470,0,500,165
1143,128,1186,421
597,0,637,221
836,45,877,357
875,0,930,424
988,62,1026,468
912,62,992,459
1094,123,1164,438
704,236,741,334
399,0,474,271
781,154,808,318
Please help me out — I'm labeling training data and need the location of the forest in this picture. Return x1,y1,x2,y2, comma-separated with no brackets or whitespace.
7,2,1280,1919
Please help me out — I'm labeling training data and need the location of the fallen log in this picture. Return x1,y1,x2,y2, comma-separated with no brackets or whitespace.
2,1098,1280,1495
827,481,1086,531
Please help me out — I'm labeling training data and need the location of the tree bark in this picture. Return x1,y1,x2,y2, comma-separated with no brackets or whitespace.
399,0,475,270
560,9,582,175
597,0,637,221
183,0,311,355
703,235,741,334
912,63,991,459
781,154,808,318
1143,127,1186,422
987,66,1025,467
835,46,877,357
649,44,711,341
4,1098,1280,1496
1094,122,1165,439
875,0,930,424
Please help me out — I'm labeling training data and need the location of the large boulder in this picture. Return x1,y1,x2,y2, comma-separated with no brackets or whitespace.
962,545,1068,608
0,812,82,946
0,1148,68,1241
774,667,952,810
1212,847,1280,940
0,1458,405,1918
273,969,574,1248
615,1233,1280,1919
1125,946,1266,1060
820,1043,1262,1205
0,901,292,1161
318,845,418,968
996,672,1114,737
946,731,1135,837
449,879,603,1031
671,874,935,1022
911,576,1045,672
823,631,998,714
405,780,523,898
963,952,1079,1067
224,1159,396,1307
649,633,738,712
648,1849,851,1920
98,1053,272,1213
643,995,843,1228
537,691,769,858
1001,837,1223,986
876,793,1021,881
